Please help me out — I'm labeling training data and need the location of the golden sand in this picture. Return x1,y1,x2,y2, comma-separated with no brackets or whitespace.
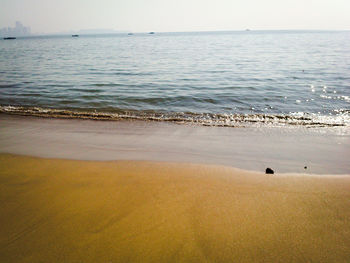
1,154,350,262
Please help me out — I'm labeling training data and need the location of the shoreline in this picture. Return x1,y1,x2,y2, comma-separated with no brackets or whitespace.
1,154,350,262
1,105,349,128
1,113,349,174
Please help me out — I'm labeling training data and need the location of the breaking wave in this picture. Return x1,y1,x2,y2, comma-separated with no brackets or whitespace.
1,105,349,128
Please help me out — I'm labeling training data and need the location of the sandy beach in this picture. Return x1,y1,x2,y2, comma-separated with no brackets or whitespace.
1,14,349,262
1,154,350,262
1,114,350,262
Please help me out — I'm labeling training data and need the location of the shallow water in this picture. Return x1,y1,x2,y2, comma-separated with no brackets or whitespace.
0,31,349,127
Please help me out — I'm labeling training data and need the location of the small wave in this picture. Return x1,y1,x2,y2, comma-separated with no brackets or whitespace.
0,84,21,89
90,71,152,76
67,88,105,93
1,105,349,128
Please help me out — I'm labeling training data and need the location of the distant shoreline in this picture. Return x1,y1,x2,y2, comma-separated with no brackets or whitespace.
2,29,348,39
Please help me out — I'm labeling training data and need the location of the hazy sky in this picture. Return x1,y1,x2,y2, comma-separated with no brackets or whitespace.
1,0,349,33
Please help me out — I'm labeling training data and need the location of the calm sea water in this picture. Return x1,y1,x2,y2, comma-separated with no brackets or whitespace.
0,31,349,127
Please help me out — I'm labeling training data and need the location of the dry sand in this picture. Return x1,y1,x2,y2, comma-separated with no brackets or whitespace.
1,154,350,262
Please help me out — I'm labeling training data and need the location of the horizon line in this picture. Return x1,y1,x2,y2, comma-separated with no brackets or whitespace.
17,28,350,36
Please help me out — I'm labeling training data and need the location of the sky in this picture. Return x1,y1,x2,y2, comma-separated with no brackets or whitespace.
0,0,349,33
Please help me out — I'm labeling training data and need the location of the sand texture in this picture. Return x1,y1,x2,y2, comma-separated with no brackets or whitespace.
1,154,350,262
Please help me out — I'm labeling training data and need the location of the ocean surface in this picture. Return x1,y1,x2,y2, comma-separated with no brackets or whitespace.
0,31,349,127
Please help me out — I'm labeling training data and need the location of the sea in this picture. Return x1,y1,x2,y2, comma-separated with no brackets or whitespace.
0,30,349,128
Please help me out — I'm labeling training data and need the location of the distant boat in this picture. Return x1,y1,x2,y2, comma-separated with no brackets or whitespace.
3,37,16,40
245,29,251,31
128,33,134,35
149,32,155,34
72,35,79,37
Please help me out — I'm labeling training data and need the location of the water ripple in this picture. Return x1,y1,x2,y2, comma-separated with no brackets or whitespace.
0,31,349,127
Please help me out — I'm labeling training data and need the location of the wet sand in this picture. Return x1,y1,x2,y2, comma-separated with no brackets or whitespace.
1,113,349,174
1,154,350,262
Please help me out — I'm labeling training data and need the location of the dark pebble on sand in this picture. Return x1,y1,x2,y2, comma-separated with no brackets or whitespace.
265,168,274,174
